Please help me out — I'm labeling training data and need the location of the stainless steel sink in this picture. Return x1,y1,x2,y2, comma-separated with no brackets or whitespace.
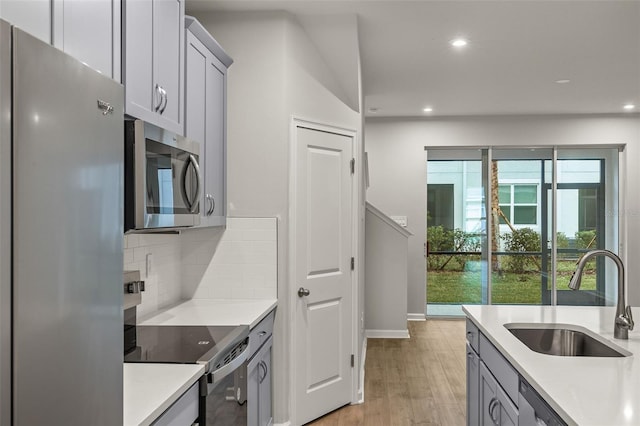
504,323,631,357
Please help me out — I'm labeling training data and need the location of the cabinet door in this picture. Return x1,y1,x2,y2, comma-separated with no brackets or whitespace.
185,27,227,228
0,0,51,43
258,344,272,426
480,362,518,426
203,53,226,225
467,343,480,426
480,362,499,426
153,0,184,134
51,0,120,80
496,386,518,426
247,353,260,426
123,0,154,118
185,31,207,145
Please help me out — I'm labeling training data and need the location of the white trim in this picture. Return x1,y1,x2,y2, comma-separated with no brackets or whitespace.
289,116,359,426
273,422,292,426
408,313,426,321
356,337,367,404
365,329,410,339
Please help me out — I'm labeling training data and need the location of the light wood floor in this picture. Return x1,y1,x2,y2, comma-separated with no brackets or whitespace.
308,319,467,426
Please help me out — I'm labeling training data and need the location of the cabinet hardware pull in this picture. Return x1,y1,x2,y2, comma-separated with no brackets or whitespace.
208,195,215,216
159,87,168,114
258,360,268,384
154,84,163,112
488,397,500,425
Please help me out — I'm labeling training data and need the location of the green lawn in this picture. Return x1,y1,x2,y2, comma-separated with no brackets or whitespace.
427,258,597,304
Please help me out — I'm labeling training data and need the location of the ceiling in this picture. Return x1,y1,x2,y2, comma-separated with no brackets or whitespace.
187,1,640,118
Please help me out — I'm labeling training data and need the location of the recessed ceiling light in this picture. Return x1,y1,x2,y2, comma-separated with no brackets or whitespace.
623,104,635,111
555,79,571,84
423,107,433,113
450,38,468,48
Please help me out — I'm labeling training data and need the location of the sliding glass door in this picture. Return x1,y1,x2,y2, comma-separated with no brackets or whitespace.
426,147,620,314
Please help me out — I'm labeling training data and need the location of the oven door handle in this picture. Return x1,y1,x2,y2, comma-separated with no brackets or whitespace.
207,342,250,392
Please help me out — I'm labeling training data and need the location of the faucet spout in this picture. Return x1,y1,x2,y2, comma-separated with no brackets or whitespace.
569,249,634,339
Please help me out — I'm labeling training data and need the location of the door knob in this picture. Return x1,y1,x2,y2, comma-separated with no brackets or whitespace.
298,287,310,297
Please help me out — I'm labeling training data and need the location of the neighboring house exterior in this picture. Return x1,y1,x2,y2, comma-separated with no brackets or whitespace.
427,159,604,243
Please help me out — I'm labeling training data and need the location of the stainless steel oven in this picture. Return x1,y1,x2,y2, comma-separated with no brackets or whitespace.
125,119,201,232
123,271,250,426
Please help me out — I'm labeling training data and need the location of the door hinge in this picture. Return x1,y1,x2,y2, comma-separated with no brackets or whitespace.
350,158,355,175
351,257,355,271
351,354,355,367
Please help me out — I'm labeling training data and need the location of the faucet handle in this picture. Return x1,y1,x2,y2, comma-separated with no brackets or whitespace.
617,306,634,331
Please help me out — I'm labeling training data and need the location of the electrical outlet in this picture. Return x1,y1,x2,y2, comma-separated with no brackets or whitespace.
146,253,153,276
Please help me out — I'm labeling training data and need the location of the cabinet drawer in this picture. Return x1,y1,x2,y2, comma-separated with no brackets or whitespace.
479,333,519,406
248,309,275,358
466,318,479,352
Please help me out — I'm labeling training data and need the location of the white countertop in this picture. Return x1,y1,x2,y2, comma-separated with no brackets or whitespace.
463,305,640,426
139,298,278,329
123,363,204,426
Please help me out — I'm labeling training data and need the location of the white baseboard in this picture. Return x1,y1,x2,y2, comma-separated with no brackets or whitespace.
272,422,291,426
365,329,410,339
407,313,426,321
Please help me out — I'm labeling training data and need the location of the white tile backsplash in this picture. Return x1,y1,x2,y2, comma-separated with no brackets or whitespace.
180,217,278,300
124,233,182,319
124,218,278,320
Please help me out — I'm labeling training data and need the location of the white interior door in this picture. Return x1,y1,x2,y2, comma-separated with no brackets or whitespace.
293,124,354,425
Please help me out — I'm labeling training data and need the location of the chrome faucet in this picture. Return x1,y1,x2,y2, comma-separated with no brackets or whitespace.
569,249,634,339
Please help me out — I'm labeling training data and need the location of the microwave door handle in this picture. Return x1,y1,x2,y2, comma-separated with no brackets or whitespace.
185,154,201,213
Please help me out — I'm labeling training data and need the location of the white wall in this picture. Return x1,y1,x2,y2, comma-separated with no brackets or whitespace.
195,11,362,423
365,204,409,338
365,114,640,315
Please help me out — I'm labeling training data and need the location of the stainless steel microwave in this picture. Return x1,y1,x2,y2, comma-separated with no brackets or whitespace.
125,120,201,232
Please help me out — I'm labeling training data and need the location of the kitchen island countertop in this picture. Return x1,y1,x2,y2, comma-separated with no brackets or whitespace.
463,305,640,426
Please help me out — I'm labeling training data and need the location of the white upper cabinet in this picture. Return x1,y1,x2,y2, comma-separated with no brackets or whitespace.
52,0,121,80
185,16,232,227
0,0,120,80
123,0,185,135
0,0,51,43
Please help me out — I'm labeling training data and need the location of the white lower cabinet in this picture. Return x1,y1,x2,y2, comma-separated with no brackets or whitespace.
247,336,273,426
466,342,480,425
466,319,565,426
479,362,518,426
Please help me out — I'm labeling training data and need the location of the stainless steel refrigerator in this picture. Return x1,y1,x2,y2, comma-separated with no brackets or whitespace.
0,20,123,425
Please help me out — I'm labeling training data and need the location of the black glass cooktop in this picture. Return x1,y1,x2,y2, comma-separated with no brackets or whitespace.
124,325,248,369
